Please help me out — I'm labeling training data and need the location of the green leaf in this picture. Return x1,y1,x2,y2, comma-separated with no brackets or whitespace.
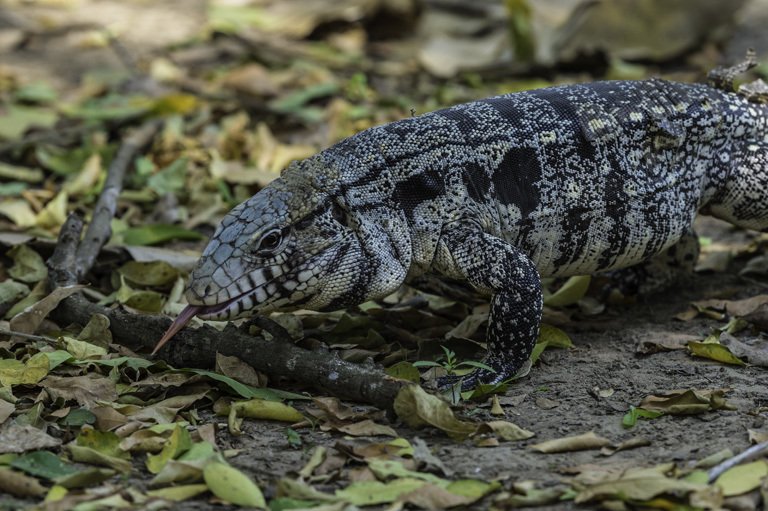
13,82,58,104
412,361,443,368
11,451,79,480
145,484,209,502
117,260,181,289
42,350,74,370
74,356,152,370
336,478,426,506
537,323,572,348
178,442,215,461
122,290,164,312
543,275,591,307
622,406,663,428
457,361,494,371
77,429,129,459
60,409,96,427
0,354,50,386
203,462,267,508
687,341,748,366
0,280,30,304
7,245,47,284
0,182,28,196
386,361,421,382
0,105,58,140
529,340,548,365
60,94,150,121
715,460,768,496
35,144,116,176
178,368,306,401
146,424,192,474
147,158,188,195
272,83,339,112
121,224,206,245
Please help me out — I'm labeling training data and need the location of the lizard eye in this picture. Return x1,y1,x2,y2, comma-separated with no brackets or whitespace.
331,203,348,227
258,230,281,251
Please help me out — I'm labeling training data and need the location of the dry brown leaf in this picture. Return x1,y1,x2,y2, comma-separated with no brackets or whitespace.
393,385,477,441
311,397,368,423
191,423,218,448
41,374,117,409
600,436,651,456
90,406,129,432
0,399,14,423
336,419,397,437
9,285,85,337
215,353,266,387
639,389,733,414
474,437,500,447
314,453,347,477
748,429,768,444
223,63,278,98
719,332,768,367
350,443,405,461
0,424,61,453
476,420,535,442
692,295,768,317
529,431,612,453
574,467,705,504
0,467,46,497
398,483,474,508
535,397,560,410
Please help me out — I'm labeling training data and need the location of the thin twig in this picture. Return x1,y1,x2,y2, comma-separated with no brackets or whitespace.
0,328,57,343
0,115,142,157
75,119,163,281
707,440,768,482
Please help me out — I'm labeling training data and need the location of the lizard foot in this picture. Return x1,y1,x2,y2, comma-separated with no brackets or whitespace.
436,364,515,393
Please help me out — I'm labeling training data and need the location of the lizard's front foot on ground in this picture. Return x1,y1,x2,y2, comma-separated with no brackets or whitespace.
436,364,515,392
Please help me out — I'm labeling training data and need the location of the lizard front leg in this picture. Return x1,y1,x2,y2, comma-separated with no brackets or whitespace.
434,228,543,391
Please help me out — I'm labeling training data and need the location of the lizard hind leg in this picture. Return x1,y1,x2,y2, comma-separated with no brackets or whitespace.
600,227,700,297
705,139,768,232
433,228,543,391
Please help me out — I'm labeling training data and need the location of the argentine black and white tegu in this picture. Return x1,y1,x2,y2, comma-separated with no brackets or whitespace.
156,58,768,391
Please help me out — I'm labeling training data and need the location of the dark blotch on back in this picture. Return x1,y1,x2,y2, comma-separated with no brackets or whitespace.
492,145,542,218
394,167,445,218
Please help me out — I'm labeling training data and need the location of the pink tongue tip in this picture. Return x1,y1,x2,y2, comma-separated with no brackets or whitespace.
152,304,204,354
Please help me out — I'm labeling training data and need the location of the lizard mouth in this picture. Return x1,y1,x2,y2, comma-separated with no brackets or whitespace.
151,288,258,354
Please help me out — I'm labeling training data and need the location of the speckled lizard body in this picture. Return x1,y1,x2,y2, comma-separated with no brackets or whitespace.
157,56,768,390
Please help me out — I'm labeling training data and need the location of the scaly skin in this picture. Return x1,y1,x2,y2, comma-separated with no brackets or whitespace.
162,74,768,391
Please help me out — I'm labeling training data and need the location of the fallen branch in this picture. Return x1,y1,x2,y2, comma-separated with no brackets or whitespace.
46,119,406,410
707,439,768,482
75,119,163,281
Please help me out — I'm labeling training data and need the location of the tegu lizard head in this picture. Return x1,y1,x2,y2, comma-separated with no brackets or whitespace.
153,154,413,352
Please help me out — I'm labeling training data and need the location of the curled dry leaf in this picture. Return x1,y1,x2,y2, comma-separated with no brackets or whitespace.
0,467,46,497
9,285,84,338
528,431,612,453
600,436,651,456
639,389,734,414
574,467,705,504
718,331,768,367
393,385,476,441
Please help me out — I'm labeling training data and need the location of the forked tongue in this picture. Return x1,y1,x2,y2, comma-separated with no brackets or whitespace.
152,304,204,354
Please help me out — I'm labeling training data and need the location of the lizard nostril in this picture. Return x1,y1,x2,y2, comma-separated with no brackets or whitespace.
204,283,214,296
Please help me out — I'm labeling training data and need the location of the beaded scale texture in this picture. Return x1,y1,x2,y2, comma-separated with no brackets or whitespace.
175,61,768,391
